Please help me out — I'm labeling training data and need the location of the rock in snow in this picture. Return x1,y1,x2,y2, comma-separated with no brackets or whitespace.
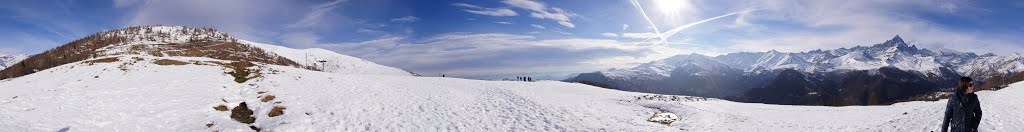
648,112,680,125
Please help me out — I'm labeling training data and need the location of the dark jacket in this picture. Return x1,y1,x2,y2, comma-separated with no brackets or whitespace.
941,92,982,132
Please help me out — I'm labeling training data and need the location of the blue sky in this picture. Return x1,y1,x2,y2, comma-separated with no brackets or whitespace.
2,0,1023,79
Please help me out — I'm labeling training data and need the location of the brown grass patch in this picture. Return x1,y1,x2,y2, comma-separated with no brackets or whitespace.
225,61,260,83
268,106,285,117
153,59,190,65
213,105,229,111
261,95,276,102
83,57,120,64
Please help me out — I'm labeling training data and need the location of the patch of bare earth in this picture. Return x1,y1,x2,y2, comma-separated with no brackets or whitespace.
224,61,260,83
153,59,189,65
269,106,285,117
213,105,229,111
82,57,120,65
261,95,275,102
230,102,255,124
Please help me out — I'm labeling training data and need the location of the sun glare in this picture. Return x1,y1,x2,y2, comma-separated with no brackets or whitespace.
654,0,686,15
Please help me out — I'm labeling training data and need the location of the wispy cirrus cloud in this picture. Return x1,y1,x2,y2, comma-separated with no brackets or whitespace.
310,33,681,78
530,24,546,29
390,16,419,23
451,3,519,17
600,32,618,37
621,32,658,39
289,0,348,28
501,0,578,28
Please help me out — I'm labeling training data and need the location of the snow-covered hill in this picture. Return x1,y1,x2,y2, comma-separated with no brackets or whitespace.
240,40,410,76
1,54,1022,131
0,26,409,80
0,54,28,70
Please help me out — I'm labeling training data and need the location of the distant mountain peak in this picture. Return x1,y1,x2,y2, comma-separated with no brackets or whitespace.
888,35,904,44
874,35,909,48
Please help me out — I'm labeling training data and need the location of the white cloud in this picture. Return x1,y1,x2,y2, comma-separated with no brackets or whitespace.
601,33,619,38
501,0,578,28
356,28,386,34
621,32,658,39
390,16,419,23
451,3,519,17
280,31,320,48
501,0,546,11
530,24,546,29
494,21,513,24
289,0,348,28
312,33,680,77
622,24,630,31
557,21,576,28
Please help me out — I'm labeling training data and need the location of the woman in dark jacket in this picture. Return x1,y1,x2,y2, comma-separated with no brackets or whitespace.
941,77,983,132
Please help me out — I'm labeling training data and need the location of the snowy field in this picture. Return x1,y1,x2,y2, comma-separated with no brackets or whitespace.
1,55,1022,131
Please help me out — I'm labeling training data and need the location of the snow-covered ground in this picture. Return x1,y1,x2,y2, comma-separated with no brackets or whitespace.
1,55,1023,131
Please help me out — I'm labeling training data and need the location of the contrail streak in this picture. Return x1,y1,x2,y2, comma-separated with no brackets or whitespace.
657,9,758,43
630,0,665,42
634,8,757,46
629,0,758,46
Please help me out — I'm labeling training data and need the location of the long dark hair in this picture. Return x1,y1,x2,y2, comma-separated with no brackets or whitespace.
957,77,973,95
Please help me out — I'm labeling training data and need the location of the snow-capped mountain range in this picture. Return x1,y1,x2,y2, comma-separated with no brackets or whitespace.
0,54,28,70
604,36,1020,80
568,36,1024,105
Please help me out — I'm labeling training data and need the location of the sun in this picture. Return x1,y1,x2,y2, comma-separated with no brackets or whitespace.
653,0,688,15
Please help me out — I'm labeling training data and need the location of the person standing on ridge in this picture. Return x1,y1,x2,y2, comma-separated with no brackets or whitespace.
940,77,983,132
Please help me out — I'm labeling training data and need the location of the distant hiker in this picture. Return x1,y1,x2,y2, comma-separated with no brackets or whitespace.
940,77,982,132
528,77,532,82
